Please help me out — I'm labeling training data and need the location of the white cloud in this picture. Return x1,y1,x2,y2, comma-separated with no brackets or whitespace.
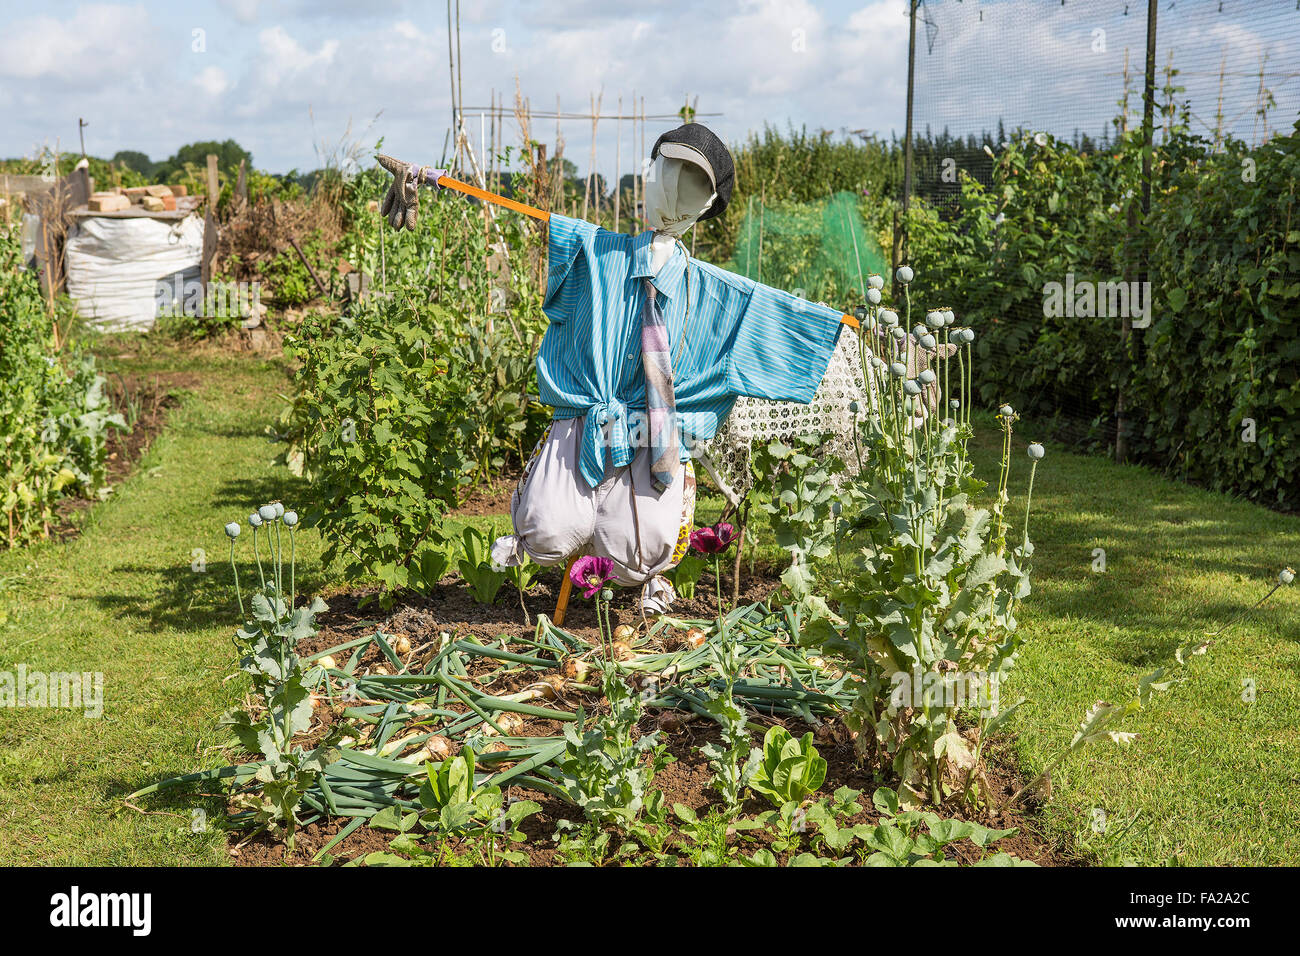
0,4,157,84
218,0,263,25
194,65,230,96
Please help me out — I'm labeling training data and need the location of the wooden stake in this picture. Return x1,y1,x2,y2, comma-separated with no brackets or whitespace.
554,556,576,626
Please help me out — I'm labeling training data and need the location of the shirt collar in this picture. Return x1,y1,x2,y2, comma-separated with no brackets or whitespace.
630,230,689,301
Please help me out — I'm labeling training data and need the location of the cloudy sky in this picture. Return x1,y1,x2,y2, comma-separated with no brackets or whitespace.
1,0,1295,179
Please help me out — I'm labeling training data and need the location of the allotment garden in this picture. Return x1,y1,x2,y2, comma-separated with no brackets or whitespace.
1,118,1297,867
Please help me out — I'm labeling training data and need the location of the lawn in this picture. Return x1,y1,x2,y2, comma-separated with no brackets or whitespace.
0,338,1295,865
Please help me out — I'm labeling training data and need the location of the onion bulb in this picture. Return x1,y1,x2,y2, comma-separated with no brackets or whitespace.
393,635,412,656
562,659,593,682
657,712,686,733
613,624,635,642
685,628,706,648
611,641,633,661
317,655,338,671
427,735,453,760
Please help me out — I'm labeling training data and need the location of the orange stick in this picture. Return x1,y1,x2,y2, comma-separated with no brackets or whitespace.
553,555,576,626
434,174,551,222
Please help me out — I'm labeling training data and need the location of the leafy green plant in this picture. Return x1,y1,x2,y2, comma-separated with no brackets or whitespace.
219,505,343,851
856,786,1028,867
365,748,541,866
457,526,507,604
699,627,757,815
747,726,827,808
667,553,704,600
0,213,122,547
552,566,670,829
749,434,843,597
281,297,468,607
787,274,1042,808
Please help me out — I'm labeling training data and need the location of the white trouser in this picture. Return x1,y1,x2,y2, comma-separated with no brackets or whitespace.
491,416,696,592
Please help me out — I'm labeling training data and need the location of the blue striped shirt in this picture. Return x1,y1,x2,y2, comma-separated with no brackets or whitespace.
537,213,845,488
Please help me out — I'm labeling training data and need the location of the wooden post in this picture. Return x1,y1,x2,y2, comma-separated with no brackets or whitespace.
615,96,622,233
553,556,577,626
201,153,218,288
899,0,918,278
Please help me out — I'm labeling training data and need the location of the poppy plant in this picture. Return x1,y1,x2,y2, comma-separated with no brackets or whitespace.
689,522,738,556
570,555,615,599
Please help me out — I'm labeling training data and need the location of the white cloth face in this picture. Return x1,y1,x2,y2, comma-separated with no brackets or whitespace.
644,155,716,237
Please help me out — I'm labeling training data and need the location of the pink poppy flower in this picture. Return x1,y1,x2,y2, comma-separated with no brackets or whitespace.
569,555,615,598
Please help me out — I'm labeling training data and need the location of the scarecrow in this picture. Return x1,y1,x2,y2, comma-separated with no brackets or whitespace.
376,124,861,615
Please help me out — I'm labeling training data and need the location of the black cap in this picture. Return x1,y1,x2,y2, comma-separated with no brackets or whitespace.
650,123,734,222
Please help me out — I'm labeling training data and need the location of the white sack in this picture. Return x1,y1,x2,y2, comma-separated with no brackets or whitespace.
65,214,205,331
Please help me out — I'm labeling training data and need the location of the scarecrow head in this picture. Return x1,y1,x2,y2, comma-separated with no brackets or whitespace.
645,123,735,237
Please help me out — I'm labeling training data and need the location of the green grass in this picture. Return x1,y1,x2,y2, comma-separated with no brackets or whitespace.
1,337,1296,865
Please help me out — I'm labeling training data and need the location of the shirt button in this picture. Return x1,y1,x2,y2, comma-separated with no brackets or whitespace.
627,353,635,361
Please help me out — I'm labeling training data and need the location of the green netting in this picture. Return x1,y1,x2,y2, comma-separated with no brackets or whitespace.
724,190,887,306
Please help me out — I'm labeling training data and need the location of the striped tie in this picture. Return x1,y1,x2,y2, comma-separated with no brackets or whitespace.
641,279,679,492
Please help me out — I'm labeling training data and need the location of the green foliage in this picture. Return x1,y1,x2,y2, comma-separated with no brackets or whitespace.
696,124,900,268
747,725,827,807
553,664,669,829
666,552,704,599
365,749,541,866
221,512,342,851
698,634,757,814
852,786,1028,867
750,434,843,596
153,139,252,183
282,298,468,606
0,215,123,546
457,526,506,604
902,116,1300,505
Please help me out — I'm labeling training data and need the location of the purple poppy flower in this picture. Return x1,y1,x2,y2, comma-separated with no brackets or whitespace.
569,555,615,599
690,522,738,555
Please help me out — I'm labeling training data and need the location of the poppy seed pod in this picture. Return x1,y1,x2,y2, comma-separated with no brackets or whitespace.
879,309,899,327
1027,443,1045,460
925,311,944,328
891,327,907,342
999,404,1015,418
1280,568,1295,585
890,362,907,378
849,401,860,413
943,309,955,326
273,502,285,519
867,288,882,305
224,522,241,539
950,399,960,409
258,504,277,522
283,511,299,527
249,513,263,528
867,274,884,290
919,334,936,349
896,265,914,284
904,381,922,396
918,369,936,385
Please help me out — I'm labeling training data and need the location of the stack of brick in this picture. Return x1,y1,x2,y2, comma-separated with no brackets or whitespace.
87,183,187,213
